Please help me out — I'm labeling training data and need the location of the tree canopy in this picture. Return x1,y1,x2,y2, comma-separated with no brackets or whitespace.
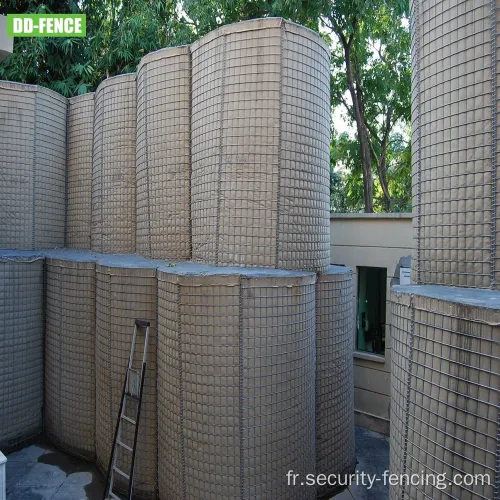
0,0,411,213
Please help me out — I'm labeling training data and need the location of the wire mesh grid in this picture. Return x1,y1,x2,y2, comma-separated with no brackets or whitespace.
390,288,500,500
315,268,356,498
0,257,44,452
0,82,67,250
190,19,330,271
67,93,95,249
95,263,157,498
278,22,331,271
136,47,192,260
157,268,317,499
44,258,96,460
92,74,137,254
411,0,495,288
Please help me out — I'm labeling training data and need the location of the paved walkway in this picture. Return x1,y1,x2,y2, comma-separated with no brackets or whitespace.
5,427,389,499
332,427,390,500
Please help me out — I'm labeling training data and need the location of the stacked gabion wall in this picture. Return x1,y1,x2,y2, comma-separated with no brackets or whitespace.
391,2,500,499
391,286,500,500
411,0,495,288
67,93,95,249
136,47,192,260
0,17,357,500
316,266,356,498
0,254,44,451
95,257,157,498
91,74,137,254
157,264,316,499
0,82,67,250
45,253,96,460
190,19,331,271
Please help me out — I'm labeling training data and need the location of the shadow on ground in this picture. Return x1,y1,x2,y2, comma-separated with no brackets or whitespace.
5,427,389,500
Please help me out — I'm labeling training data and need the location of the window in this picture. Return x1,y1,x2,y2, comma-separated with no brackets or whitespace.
356,266,387,356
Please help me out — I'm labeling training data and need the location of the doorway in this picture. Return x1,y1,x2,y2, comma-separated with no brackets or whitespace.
356,266,387,355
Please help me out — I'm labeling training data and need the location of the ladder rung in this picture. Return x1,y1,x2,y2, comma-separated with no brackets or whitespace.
121,415,136,425
108,492,121,500
117,439,133,452
113,466,130,480
125,392,140,401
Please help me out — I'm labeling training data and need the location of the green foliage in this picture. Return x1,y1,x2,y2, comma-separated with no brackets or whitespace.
0,0,411,212
331,129,411,213
327,0,412,212
1,0,191,94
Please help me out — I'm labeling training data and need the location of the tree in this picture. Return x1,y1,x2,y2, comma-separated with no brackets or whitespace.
323,0,410,212
0,0,92,95
1,0,411,213
0,0,191,95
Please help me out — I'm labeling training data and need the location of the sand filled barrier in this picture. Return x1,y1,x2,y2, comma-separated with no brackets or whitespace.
92,74,137,254
157,263,316,499
44,250,97,460
390,285,500,500
410,1,496,288
0,253,44,451
190,18,331,271
95,255,157,498
0,82,67,250
136,46,192,260
316,266,356,498
67,94,95,249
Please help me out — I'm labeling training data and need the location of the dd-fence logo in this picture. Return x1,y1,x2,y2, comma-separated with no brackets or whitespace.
7,14,86,37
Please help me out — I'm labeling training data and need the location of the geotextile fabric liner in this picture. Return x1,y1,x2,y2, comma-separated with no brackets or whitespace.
95,260,157,498
156,265,317,499
92,74,137,254
136,47,192,260
44,257,96,460
67,93,95,249
0,256,44,451
390,285,500,500
0,81,67,250
411,0,497,288
190,18,331,271
315,266,355,499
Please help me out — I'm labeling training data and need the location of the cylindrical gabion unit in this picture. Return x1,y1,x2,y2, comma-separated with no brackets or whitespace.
390,285,500,500
0,82,67,250
411,1,497,288
136,47,192,260
0,254,44,451
67,93,95,249
190,18,331,271
95,256,157,497
92,74,137,254
157,263,316,499
44,251,97,460
316,266,356,498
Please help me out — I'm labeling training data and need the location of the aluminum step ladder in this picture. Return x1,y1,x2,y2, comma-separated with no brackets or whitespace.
103,319,151,500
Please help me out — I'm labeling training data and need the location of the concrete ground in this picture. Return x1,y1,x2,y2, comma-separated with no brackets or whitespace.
4,427,389,499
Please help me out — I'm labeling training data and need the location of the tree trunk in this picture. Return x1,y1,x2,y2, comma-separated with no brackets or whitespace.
344,42,374,212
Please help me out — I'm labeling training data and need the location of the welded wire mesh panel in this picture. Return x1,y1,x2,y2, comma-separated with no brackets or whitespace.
95,261,157,498
315,267,355,499
278,22,331,271
67,93,95,249
0,256,44,451
0,82,67,250
45,258,96,460
390,286,500,500
136,47,192,260
92,74,137,254
157,265,316,500
190,18,330,271
411,0,494,288
389,290,413,500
